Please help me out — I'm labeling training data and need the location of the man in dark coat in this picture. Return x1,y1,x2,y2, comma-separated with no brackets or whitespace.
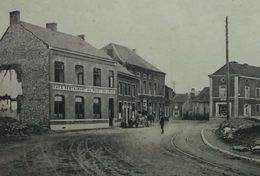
159,116,165,134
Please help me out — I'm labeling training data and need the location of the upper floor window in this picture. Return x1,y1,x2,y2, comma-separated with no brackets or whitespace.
93,68,101,86
149,74,152,79
256,88,260,99
219,85,226,98
154,83,157,95
118,82,123,95
54,61,64,82
124,83,128,95
143,81,147,94
132,85,136,97
75,65,84,85
136,72,140,77
128,84,131,96
75,96,84,119
54,95,65,119
143,74,147,79
245,86,250,98
148,82,152,94
108,70,114,88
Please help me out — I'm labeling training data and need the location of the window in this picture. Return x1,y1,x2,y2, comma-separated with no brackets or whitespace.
143,81,147,94
93,97,101,118
108,70,114,88
128,84,131,96
124,83,128,95
93,68,101,86
143,74,147,79
136,72,140,77
154,83,157,95
256,88,260,99
132,85,136,97
256,104,260,115
75,65,84,85
245,86,250,98
118,82,123,95
54,95,65,119
148,82,152,94
219,85,226,98
149,74,152,79
75,96,84,119
54,62,64,82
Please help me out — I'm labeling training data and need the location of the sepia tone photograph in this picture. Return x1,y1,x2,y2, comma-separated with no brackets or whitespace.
0,0,260,175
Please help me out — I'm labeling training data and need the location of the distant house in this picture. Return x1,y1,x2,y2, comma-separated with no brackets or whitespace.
172,94,188,119
191,87,209,119
209,61,260,118
165,85,174,120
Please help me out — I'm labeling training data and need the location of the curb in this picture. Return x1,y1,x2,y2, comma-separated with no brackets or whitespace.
201,128,260,164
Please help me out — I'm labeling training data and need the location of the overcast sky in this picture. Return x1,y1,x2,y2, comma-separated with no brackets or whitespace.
1,0,260,93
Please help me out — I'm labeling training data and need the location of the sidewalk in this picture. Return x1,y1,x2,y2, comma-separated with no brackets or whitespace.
201,128,260,164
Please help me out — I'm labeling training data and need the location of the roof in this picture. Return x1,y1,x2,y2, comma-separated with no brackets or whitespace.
116,63,136,77
102,43,164,73
173,94,188,103
211,61,260,78
19,21,112,60
193,87,209,103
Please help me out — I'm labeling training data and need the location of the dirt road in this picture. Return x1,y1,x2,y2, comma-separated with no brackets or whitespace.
0,120,259,176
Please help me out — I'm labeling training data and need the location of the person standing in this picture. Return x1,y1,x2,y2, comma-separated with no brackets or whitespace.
159,116,165,134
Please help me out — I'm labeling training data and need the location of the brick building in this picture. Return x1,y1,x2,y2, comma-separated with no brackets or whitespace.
209,62,260,118
172,93,188,119
102,43,166,119
0,11,117,130
165,85,174,120
116,64,139,127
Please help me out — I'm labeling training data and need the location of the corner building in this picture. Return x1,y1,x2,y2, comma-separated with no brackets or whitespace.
0,11,117,130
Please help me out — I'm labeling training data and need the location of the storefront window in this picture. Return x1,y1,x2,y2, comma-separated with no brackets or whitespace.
54,95,65,119
75,96,84,119
93,97,101,118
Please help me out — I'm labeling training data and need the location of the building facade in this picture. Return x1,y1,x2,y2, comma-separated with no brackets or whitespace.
172,94,188,119
209,62,260,118
116,64,139,127
102,43,166,120
165,85,174,120
0,11,117,130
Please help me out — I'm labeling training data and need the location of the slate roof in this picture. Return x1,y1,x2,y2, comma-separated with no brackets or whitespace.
193,87,209,103
173,94,188,103
19,21,112,60
211,61,260,78
116,63,136,77
102,43,164,73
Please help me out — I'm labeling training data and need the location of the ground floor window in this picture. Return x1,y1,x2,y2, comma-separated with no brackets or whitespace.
244,104,251,117
93,97,101,118
54,95,65,119
256,104,260,115
75,96,84,119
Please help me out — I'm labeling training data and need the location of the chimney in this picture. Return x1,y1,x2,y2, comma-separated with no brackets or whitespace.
77,34,85,40
132,49,136,53
46,23,57,31
10,11,20,25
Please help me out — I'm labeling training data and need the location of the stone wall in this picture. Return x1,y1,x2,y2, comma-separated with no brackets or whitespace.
0,24,50,126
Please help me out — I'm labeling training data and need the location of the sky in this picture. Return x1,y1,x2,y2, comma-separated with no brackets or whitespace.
1,0,260,93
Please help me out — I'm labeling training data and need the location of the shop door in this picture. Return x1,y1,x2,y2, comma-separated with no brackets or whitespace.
109,98,114,126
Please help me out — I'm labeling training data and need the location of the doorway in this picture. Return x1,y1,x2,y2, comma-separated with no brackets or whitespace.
109,98,114,126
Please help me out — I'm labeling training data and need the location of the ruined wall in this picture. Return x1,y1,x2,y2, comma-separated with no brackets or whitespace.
0,65,22,119
0,24,50,126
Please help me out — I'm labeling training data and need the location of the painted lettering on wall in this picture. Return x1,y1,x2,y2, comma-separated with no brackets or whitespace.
52,83,116,95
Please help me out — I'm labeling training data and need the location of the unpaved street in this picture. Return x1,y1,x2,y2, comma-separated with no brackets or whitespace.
0,120,260,176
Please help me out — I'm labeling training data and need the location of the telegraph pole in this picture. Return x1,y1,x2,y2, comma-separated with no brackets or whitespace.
226,16,230,120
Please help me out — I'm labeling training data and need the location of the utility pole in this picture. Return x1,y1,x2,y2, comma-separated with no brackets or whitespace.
226,16,230,120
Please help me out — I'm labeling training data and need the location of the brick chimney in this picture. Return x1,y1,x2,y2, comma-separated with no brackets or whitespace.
77,34,85,40
10,11,20,25
46,23,57,31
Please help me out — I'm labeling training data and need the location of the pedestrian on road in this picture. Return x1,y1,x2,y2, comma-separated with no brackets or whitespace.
159,116,165,134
